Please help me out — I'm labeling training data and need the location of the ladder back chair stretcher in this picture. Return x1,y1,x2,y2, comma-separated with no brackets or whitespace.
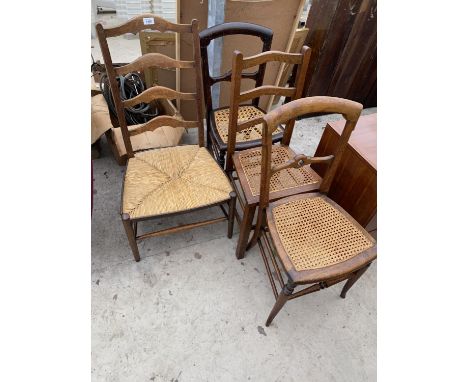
96,15,236,262
250,96,377,326
226,46,313,259
199,22,284,169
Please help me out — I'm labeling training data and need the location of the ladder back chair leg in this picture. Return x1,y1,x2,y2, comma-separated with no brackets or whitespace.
266,279,296,327
340,263,371,299
235,204,257,259
227,191,237,238
122,213,140,262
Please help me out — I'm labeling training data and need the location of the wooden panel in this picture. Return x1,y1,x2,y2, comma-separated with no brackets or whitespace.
312,113,377,228
220,0,305,110
139,31,176,90
304,0,377,108
177,0,209,120
326,113,376,169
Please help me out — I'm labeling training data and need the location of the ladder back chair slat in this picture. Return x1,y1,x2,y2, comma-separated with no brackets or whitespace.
122,86,197,108
128,116,199,137
114,54,194,77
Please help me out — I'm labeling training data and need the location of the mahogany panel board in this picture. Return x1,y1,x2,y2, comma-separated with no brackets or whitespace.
312,113,377,229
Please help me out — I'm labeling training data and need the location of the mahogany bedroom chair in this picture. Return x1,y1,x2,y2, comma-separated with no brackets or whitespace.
199,22,284,169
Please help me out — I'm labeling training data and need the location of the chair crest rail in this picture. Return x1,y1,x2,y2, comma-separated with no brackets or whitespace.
242,51,303,69
103,14,192,37
239,85,296,103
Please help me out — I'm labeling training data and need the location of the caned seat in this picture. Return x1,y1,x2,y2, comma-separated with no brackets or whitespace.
123,145,233,219
233,145,321,203
211,105,283,145
267,194,375,279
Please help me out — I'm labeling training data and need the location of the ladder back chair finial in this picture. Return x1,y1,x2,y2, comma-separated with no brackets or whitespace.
248,96,377,326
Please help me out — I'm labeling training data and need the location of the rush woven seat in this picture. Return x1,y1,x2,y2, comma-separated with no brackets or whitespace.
97,15,237,262
236,146,321,197
123,145,233,219
270,195,374,272
212,105,282,144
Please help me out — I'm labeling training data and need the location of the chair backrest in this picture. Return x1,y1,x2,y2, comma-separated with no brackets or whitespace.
199,22,273,118
96,14,205,157
225,46,312,171
249,96,363,242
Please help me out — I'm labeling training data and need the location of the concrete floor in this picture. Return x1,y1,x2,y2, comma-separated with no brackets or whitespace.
92,107,377,382
91,20,377,380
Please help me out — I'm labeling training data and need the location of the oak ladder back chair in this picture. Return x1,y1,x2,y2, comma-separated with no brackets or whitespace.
96,15,188,164
251,96,377,326
199,22,281,169
227,47,313,260
96,15,236,262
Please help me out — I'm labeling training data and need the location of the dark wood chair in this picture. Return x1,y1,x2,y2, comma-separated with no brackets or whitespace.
96,15,236,262
226,47,313,260
248,96,377,326
199,22,283,169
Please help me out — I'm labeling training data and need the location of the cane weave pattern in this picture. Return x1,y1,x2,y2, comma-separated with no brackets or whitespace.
238,146,320,196
213,105,282,144
122,145,233,219
272,197,374,271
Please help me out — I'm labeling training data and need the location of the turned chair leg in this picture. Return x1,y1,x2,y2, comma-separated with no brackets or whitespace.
122,213,140,262
340,263,371,298
266,280,295,327
227,191,237,238
235,204,256,259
